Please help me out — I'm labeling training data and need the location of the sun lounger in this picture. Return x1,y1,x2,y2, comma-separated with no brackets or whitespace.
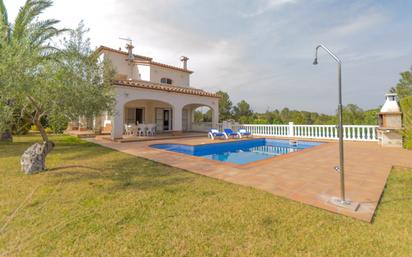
224,129,240,139
238,128,252,138
208,129,227,140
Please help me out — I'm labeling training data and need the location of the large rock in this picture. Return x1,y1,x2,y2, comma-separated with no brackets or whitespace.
21,141,55,174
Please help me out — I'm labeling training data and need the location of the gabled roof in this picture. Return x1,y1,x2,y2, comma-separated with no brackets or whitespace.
97,45,194,74
134,60,194,74
96,45,153,61
113,79,219,98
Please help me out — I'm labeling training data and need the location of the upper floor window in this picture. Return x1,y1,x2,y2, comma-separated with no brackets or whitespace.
160,78,173,85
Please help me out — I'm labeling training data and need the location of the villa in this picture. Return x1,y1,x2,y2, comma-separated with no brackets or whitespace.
63,42,411,223
70,42,220,140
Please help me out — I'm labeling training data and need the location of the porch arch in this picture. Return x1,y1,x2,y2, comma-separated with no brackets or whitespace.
111,86,219,139
124,99,174,129
111,88,183,139
181,103,219,132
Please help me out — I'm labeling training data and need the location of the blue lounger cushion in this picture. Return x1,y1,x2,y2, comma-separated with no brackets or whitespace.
224,129,239,137
208,129,227,139
238,129,252,138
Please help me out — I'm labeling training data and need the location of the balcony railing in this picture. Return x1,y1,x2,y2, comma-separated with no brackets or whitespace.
217,122,378,142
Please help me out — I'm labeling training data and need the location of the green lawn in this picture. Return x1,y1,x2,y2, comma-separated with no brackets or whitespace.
0,135,411,256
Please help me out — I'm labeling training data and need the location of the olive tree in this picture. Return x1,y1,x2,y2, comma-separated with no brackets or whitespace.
0,45,14,140
0,101,13,141
17,24,114,173
0,0,115,173
0,0,68,141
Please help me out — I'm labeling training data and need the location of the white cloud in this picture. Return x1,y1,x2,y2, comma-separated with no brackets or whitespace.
4,0,412,113
240,0,298,17
328,12,386,38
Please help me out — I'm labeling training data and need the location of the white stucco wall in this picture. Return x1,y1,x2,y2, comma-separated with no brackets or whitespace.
150,66,190,87
101,50,191,87
111,85,219,139
101,51,147,80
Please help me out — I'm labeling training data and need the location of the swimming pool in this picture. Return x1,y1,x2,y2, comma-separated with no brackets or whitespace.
151,139,323,165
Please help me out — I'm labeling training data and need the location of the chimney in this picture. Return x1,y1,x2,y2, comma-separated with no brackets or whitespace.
380,93,400,113
125,43,134,62
125,41,134,80
180,56,189,70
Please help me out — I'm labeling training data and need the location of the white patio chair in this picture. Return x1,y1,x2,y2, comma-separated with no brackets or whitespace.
146,124,156,136
137,124,147,136
124,124,133,136
130,124,138,136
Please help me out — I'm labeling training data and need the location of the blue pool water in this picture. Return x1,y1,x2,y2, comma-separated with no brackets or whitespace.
151,139,323,165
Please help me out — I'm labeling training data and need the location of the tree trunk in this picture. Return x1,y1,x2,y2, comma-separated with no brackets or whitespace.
0,131,12,142
35,119,49,142
20,140,55,174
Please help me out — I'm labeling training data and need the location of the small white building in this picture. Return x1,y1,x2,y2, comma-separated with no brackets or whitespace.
377,93,403,147
87,44,219,140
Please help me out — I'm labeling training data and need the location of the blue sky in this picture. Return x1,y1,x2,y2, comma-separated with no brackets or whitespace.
6,0,412,113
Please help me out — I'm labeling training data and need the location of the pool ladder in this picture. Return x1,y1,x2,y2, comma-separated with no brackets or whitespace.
289,140,299,147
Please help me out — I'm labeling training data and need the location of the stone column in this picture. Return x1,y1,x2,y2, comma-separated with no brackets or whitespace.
188,108,194,131
172,105,183,133
212,105,219,129
111,101,124,140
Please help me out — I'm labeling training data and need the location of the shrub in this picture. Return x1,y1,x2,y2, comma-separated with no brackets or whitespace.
29,125,55,134
12,118,31,135
30,125,39,131
48,115,69,134
400,96,412,149
251,118,269,124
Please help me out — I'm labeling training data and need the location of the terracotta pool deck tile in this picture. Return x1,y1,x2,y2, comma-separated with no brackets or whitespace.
88,136,412,222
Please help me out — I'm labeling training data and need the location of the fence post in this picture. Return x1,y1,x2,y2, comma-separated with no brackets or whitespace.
288,122,294,138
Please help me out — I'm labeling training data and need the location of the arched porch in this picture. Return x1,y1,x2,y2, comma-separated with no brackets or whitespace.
124,99,174,132
110,85,219,139
181,104,218,132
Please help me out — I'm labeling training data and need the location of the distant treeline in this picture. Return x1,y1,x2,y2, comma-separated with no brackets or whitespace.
195,91,379,125
251,105,379,125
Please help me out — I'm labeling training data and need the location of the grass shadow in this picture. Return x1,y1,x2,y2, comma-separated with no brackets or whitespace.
0,141,38,158
48,165,101,172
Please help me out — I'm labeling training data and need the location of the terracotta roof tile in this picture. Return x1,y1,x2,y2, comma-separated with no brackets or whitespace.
113,80,219,98
96,45,153,61
97,45,193,73
134,60,194,74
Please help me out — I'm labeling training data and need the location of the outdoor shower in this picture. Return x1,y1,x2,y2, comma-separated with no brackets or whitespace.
313,44,359,210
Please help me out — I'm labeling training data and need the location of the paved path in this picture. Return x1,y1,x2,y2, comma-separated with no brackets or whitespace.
87,137,412,222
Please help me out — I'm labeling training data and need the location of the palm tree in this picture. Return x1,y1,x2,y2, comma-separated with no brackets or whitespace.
0,0,65,141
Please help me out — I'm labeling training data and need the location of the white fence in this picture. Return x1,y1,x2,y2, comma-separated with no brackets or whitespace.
217,122,378,142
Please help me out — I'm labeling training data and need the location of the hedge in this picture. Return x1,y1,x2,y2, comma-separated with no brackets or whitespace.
400,96,412,149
